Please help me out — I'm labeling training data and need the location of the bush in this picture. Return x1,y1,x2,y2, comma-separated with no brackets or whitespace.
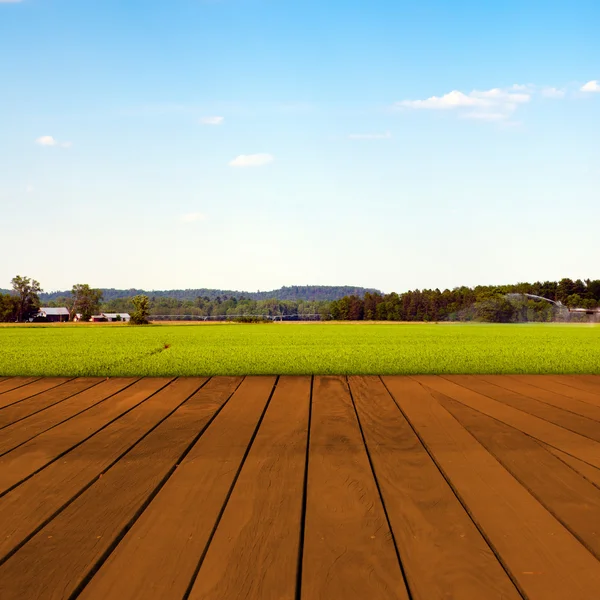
232,316,273,324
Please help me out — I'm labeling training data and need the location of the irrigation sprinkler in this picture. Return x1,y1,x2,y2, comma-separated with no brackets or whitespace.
506,293,600,321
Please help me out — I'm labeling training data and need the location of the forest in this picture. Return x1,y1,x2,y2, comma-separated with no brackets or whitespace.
329,278,600,322
1,278,599,323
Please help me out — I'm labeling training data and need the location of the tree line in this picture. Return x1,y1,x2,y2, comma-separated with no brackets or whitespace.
0,276,149,324
2,276,599,324
329,278,600,322
30,285,380,304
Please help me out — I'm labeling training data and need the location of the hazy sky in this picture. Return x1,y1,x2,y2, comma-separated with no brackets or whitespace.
1,0,598,294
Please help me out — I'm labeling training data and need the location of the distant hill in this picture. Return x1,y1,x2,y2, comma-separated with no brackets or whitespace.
25,285,381,303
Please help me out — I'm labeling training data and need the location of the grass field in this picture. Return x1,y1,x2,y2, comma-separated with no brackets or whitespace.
0,322,599,376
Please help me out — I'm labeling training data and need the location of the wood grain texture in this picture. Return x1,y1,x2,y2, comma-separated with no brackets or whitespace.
301,376,409,600
437,392,600,560
541,443,600,489
550,376,600,395
481,375,600,422
566,376,600,394
0,378,101,429
0,377,216,600
0,378,138,456
188,376,311,600
0,378,72,410
419,376,600,469
350,376,520,600
387,376,600,600
79,376,275,600
0,378,40,395
514,376,600,408
444,375,600,442
0,377,173,496
1,376,600,599
0,378,182,561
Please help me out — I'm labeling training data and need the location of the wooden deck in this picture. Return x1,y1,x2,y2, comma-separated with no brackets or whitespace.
0,376,600,599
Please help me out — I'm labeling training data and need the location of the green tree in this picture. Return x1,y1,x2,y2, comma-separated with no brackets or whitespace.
130,295,150,325
474,295,515,323
0,293,19,322
11,275,42,322
70,284,103,321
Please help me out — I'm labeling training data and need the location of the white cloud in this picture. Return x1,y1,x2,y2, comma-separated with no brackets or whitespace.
229,153,274,168
180,212,206,223
541,87,566,98
397,90,487,110
348,131,392,140
581,80,600,93
35,135,72,147
199,116,224,125
25,184,34,193
395,85,531,121
35,135,58,146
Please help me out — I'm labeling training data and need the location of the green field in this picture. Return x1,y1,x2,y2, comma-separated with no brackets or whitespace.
0,322,599,376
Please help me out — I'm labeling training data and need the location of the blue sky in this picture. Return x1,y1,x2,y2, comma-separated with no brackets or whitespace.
1,0,598,293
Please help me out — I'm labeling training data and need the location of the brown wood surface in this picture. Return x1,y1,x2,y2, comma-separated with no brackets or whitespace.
0,378,40,395
350,376,520,600
420,376,600,469
444,375,600,442
1,376,599,600
0,378,138,456
0,377,184,562
0,377,215,600
548,375,600,395
437,392,600,559
567,376,600,393
0,378,101,429
188,376,311,600
79,376,275,600
389,376,600,600
0,377,173,496
0,378,72,410
541,443,600,488
0,378,229,563
515,375,600,407
301,376,409,600
481,374,600,422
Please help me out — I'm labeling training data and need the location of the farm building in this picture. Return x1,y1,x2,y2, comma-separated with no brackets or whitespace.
103,313,131,322
90,315,108,322
36,307,70,322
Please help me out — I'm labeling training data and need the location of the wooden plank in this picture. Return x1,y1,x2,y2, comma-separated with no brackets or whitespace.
0,377,173,496
481,375,600,422
436,391,600,560
78,376,275,600
0,378,102,429
301,376,409,600
0,378,40,395
187,376,311,600
444,375,600,442
385,376,600,600
557,376,600,395
0,378,72,410
0,377,228,600
541,443,600,489
515,376,600,408
350,376,520,600
0,378,138,456
418,375,600,470
0,378,233,563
